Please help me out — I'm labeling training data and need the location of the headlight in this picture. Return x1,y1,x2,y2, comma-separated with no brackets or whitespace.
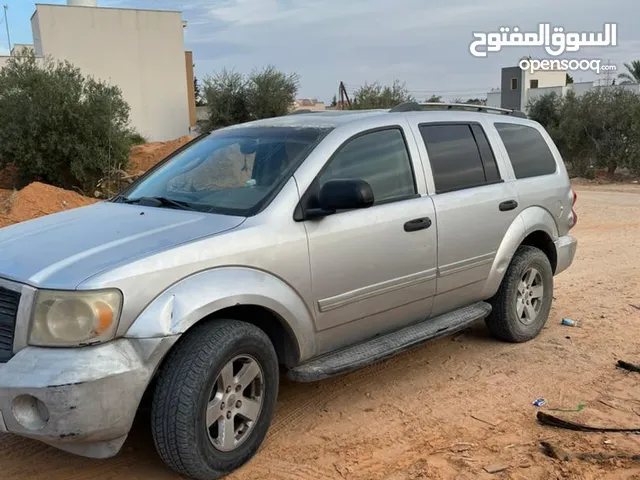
29,289,123,347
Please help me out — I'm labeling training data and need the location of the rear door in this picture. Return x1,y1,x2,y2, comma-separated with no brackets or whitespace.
408,119,521,316
492,122,571,234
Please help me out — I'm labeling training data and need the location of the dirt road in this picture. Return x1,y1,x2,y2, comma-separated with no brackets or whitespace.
2,184,639,480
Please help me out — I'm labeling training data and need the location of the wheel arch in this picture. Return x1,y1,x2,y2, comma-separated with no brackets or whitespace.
125,266,316,365
482,206,559,298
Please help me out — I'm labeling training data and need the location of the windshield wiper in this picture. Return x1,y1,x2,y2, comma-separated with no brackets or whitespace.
119,196,196,211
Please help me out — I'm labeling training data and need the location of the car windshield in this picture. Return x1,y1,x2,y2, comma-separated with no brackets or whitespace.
119,125,332,216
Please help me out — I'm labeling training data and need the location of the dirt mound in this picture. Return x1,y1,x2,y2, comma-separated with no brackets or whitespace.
0,135,194,228
128,135,194,175
0,182,97,228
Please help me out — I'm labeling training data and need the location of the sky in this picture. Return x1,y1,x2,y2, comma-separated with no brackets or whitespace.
1,0,637,102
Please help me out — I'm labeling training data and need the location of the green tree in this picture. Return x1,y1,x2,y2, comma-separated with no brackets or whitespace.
350,80,414,109
527,88,640,177
0,52,133,192
579,87,640,174
202,68,251,131
618,60,640,83
202,66,299,130
425,95,442,103
330,94,337,107
566,73,574,85
526,91,562,130
246,65,300,119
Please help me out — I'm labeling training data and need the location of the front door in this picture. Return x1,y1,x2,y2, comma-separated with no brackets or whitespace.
300,127,438,347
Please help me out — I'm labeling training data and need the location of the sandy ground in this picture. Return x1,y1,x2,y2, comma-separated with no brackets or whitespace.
1,183,639,480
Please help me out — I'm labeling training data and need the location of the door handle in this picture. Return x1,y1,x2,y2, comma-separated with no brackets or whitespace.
404,217,432,232
499,200,518,212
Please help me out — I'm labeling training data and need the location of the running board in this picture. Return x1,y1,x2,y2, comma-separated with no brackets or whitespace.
288,302,492,382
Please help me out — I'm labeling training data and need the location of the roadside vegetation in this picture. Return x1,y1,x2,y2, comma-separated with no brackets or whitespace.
527,88,640,178
201,65,300,131
2,53,640,196
0,52,142,193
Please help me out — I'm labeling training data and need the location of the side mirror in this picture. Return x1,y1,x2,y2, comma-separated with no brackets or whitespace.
304,179,373,219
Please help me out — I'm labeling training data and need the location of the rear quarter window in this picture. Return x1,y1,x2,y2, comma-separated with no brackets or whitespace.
494,123,557,179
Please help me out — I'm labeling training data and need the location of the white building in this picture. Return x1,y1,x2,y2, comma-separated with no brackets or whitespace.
486,62,640,112
0,0,197,141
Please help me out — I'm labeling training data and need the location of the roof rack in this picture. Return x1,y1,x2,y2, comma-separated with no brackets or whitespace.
389,101,528,118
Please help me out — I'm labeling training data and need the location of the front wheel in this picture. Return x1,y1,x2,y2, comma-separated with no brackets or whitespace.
151,319,279,480
486,245,554,342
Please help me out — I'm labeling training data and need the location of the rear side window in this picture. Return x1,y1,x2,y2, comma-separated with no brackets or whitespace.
419,123,501,193
471,124,500,183
495,123,557,179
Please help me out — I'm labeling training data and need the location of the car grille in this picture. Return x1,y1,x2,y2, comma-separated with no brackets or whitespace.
0,286,20,363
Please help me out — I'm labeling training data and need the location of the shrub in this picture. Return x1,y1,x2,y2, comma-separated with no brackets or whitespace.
201,65,299,131
0,52,134,192
350,80,414,109
128,131,148,146
527,88,640,176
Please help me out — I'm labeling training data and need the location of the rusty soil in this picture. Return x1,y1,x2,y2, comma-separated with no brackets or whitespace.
0,173,639,479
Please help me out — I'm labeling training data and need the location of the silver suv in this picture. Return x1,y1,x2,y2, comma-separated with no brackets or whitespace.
0,103,577,479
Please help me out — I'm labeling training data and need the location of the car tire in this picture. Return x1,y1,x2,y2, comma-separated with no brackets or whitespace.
151,319,279,480
486,245,554,343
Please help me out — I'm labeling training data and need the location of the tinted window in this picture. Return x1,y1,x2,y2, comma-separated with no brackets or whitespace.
420,124,488,193
471,124,500,183
122,126,331,216
495,123,557,179
318,128,416,203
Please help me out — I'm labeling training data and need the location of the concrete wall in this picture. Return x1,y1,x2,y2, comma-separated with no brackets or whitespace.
185,51,197,129
617,83,640,94
10,44,35,56
569,81,594,96
500,66,523,110
526,85,565,106
486,91,501,108
0,54,45,71
524,69,566,90
32,4,190,141
196,105,209,121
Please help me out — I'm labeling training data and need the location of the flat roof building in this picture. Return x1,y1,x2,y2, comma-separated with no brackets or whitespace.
1,1,197,141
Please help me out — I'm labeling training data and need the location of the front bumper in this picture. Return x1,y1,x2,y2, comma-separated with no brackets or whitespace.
0,336,177,458
554,234,578,275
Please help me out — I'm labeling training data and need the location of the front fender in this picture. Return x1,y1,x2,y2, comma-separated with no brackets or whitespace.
481,206,559,298
125,267,316,362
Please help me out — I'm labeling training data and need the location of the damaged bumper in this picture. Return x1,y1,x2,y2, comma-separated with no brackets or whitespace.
0,336,177,458
554,235,578,275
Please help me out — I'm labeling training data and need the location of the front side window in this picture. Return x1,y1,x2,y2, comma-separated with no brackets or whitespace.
317,128,416,204
120,126,331,216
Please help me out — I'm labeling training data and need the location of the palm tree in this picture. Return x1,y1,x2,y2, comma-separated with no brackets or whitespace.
618,61,640,84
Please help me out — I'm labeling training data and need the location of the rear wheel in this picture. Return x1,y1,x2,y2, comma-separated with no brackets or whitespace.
486,245,554,342
151,319,279,480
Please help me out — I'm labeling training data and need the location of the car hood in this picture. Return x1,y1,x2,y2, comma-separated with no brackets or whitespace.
0,201,245,289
